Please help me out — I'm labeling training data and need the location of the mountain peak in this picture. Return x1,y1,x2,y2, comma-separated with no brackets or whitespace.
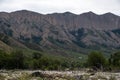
11,10,31,13
10,10,43,16
102,12,119,17
47,11,75,16
81,11,97,16
104,12,114,15
87,11,95,14
64,11,74,14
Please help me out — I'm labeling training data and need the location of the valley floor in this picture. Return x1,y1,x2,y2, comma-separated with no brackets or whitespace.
0,70,120,80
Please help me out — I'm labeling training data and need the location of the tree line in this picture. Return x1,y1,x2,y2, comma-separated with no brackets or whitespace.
0,50,120,71
0,50,81,70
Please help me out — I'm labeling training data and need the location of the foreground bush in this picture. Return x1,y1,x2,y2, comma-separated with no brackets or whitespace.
87,51,107,70
109,51,120,70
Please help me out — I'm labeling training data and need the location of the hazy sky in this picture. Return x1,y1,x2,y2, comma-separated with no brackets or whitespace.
0,0,120,15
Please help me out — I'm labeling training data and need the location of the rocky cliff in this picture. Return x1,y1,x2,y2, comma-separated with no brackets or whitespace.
0,10,120,53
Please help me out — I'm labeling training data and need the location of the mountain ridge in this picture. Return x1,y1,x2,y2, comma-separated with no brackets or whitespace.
2,10,119,17
0,10,120,54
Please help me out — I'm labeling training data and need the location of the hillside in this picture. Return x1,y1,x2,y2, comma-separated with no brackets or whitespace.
0,10,120,54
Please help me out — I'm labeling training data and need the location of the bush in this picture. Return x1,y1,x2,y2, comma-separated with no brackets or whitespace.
0,50,9,69
109,51,120,70
87,51,107,70
10,50,25,69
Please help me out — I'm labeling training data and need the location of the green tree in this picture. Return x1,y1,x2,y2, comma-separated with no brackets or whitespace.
109,51,120,68
32,52,42,60
0,50,8,69
87,51,106,70
10,50,25,69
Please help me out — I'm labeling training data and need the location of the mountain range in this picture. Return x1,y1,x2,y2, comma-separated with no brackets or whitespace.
0,10,120,54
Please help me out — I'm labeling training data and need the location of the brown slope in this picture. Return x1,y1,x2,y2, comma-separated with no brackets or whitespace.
0,33,28,50
0,10,120,53
0,40,12,53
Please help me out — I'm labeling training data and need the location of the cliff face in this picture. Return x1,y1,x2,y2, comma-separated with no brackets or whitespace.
0,10,120,53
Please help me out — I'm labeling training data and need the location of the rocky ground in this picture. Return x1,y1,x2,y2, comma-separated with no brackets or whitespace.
0,70,120,80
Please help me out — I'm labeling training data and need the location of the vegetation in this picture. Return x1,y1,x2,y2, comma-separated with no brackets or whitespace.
109,51,120,70
86,51,120,71
0,49,119,71
87,51,107,70
0,50,82,70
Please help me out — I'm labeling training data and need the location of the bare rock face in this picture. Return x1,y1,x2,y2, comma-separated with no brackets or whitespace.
0,10,120,53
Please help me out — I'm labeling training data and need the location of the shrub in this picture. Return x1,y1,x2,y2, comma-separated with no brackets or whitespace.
87,51,106,70
109,51,120,70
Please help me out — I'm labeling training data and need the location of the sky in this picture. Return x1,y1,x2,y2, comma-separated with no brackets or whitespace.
0,0,120,15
